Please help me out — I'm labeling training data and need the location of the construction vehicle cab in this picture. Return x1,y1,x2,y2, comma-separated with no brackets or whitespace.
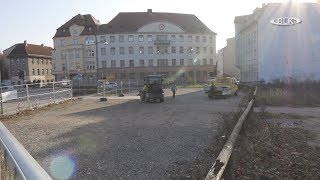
208,76,238,99
139,75,165,102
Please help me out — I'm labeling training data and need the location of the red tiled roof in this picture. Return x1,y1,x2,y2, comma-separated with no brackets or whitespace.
54,14,101,38
98,12,216,34
7,43,52,58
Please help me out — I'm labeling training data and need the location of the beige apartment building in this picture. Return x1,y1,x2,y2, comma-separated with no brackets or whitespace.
5,41,54,85
217,38,240,79
52,14,101,80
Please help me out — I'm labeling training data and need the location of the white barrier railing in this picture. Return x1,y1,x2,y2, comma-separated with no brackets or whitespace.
0,121,52,179
0,81,72,116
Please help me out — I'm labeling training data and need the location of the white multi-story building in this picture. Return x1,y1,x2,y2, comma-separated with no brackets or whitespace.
96,9,217,83
235,2,320,83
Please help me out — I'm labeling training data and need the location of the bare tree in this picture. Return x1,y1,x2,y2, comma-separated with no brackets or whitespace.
0,53,9,80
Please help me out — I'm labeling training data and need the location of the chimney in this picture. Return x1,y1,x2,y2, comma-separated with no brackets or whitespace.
147,9,152,14
41,44,44,47
24,40,27,45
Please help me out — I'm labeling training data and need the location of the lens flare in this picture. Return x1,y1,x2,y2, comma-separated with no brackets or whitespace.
50,154,76,179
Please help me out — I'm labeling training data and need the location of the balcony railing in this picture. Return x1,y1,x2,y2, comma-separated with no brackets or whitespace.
154,40,170,45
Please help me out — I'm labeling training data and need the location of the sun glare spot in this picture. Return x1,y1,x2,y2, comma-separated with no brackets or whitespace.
50,153,77,179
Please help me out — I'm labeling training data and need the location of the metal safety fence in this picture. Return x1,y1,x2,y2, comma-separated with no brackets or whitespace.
0,81,72,116
97,79,144,96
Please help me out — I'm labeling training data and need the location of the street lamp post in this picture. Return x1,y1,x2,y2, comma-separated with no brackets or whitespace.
95,36,108,81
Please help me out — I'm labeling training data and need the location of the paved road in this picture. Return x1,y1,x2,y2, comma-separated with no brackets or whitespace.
3,88,244,179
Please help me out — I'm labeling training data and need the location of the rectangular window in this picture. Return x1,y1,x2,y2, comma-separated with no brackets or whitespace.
203,36,207,42
157,59,168,67
110,36,115,43
180,59,184,66
210,47,214,54
111,60,116,68
196,47,200,54
148,46,153,54
73,39,78,45
46,59,48,64
101,61,107,68
179,46,184,53
188,47,193,53
148,59,153,67
188,59,193,65
203,47,207,54
110,47,115,55
75,50,80,58
69,51,75,59
120,47,125,55
171,35,176,42
139,47,144,54
128,35,134,42
46,69,48,75
119,35,124,42
172,59,176,66
171,46,176,53
196,36,200,42
179,35,184,42
31,58,34,64
209,36,213,43
86,49,95,57
41,59,44,64
138,35,144,42
129,60,134,67
147,35,153,42
203,58,207,65
140,59,145,67
60,39,65,47
85,37,94,45
42,69,44,75
37,69,40,75
32,69,35,75
120,60,125,67
210,58,214,65
101,48,106,56
188,35,192,42
129,47,134,54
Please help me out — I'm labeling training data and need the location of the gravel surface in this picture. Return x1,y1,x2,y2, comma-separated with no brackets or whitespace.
2,88,243,179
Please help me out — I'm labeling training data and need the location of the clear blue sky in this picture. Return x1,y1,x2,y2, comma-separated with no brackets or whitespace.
0,0,313,52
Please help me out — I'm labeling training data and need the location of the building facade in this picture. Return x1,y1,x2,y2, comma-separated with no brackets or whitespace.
235,3,320,83
5,41,54,85
52,14,101,80
96,9,217,83
221,38,240,78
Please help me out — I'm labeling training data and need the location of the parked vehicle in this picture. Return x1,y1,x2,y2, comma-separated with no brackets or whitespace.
208,77,238,99
138,75,164,102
